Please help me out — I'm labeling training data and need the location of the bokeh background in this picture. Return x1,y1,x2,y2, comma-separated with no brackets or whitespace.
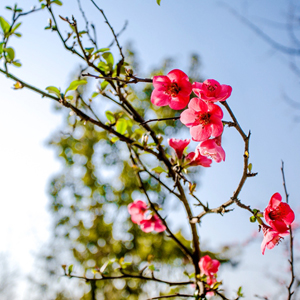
0,0,300,299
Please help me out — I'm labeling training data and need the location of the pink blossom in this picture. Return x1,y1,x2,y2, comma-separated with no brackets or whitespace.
128,200,148,224
180,98,223,141
186,147,212,167
151,69,192,110
199,255,220,277
264,193,295,233
192,79,232,103
140,214,166,233
261,225,289,255
168,138,190,159
199,136,225,163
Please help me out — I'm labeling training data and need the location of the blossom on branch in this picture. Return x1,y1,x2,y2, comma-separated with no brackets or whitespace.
198,136,225,163
261,224,289,255
168,138,190,159
151,69,192,110
128,200,148,224
180,98,223,141
192,79,232,103
140,214,166,233
264,192,295,233
186,148,212,167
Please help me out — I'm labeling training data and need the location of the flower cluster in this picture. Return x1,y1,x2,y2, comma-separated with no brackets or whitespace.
261,193,295,255
128,200,166,233
151,69,229,165
199,255,220,296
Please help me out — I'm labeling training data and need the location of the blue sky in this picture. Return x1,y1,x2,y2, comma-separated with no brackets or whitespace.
1,0,300,299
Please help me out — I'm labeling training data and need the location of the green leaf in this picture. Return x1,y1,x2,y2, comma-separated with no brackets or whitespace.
4,47,15,61
100,80,108,91
65,79,87,94
152,166,166,174
248,163,252,172
91,92,99,98
212,281,221,290
250,216,256,223
12,22,22,32
51,0,63,6
14,32,22,37
98,61,110,73
94,47,110,54
156,0,161,5
0,42,4,54
85,47,94,55
116,119,127,135
148,264,155,271
0,17,10,34
5,6,12,11
105,111,116,123
111,136,119,143
102,52,114,69
12,60,22,67
46,86,61,98
68,264,73,275
237,286,244,297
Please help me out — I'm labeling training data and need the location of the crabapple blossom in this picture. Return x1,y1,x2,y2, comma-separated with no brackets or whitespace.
168,138,190,159
199,136,225,163
128,200,148,224
140,214,166,233
261,224,289,255
186,147,212,167
199,255,220,277
264,192,295,233
151,69,192,110
192,79,232,103
180,98,223,141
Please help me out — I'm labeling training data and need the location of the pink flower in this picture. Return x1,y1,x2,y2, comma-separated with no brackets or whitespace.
186,147,212,167
180,98,223,141
128,200,148,224
140,214,166,233
192,79,232,103
261,225,289,255
199,255,220,277
168,138,190,159
198,136,225,163
151,69,192,110
264,193,295,233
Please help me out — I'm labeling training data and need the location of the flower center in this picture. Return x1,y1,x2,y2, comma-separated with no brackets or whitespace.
198,112,211,126
268,208,281,220
205,83,218,97
167,82,181,97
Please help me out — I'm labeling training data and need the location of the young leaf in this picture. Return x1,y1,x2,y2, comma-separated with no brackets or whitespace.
65,79,87,94
157,0,161,5
12,22,22,33
100,80,108,91
0,17,10,34
12,60,22,67
105,111,116,123
248,163,252,172
116,119,127,135
250,216,256,223
46,86,61,98
68,264,73,275
94,48,110,54
51,0,63,6
152,166,166,174
102,52,114,69
4,47,15,61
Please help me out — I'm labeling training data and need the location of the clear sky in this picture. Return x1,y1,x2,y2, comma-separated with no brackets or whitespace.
1,0,300,299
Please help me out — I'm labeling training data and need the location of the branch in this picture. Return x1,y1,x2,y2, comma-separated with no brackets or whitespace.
65,272,193,287
83,72,153,84
147,294,194,300
127,145,194,261
141,116,180,125
281,161,295,300
191,101,256,223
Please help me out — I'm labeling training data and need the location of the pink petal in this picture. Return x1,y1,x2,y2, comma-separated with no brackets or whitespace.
169,95,190,110
192,82,204,98
151,89,170,107
140,219,154,233
167,69,189,82
153,75,170,90
180,109,199,126
207,103,223,119
210,116,223,138
217,85,232,101
190,124,211,141
168,138,190,159
188,97,208,112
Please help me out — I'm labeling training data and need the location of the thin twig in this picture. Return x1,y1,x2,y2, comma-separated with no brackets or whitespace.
147,293,194,300
140,116,180,125
281,161,295,300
